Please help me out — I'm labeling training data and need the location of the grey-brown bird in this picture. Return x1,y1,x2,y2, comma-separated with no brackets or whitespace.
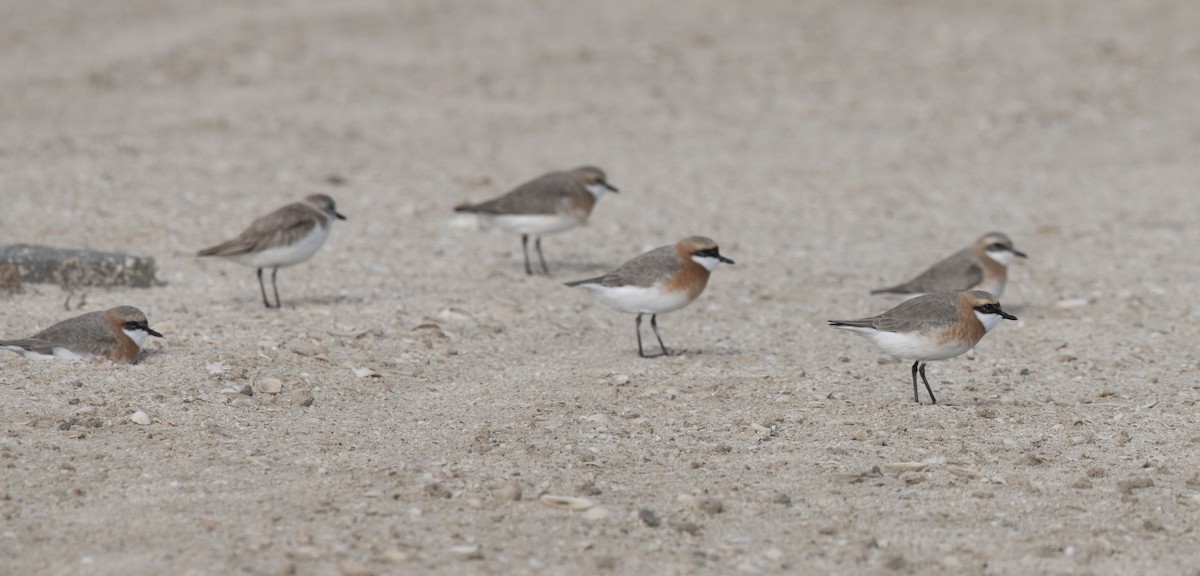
566,236,733,358
0,306,163,364
830,290,1017,404
455,166,618,275
198,194,346,308
872,232,1026,299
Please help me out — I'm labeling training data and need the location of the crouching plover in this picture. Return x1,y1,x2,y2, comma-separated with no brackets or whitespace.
565,236,733,358
0,306,163,364
455,166,618,275
872,232,1026,299
829,290,1016,404
198,194,346,308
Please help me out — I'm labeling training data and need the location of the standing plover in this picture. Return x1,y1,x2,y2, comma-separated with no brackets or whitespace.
456,166,617,275
566,236,733,358
830,290,1016,404
198,194,346,308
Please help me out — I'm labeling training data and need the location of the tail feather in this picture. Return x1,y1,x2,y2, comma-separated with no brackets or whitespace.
564,276,605,287
828,319,873,329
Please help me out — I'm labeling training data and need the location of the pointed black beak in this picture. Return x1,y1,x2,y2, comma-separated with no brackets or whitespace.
718,255,735,264
602,181,619,193
145,326,164,338
999,310,1017,321
1012,248,1027,258
334,211,347,220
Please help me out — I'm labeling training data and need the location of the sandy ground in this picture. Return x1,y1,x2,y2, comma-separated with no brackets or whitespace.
3,1,1200,574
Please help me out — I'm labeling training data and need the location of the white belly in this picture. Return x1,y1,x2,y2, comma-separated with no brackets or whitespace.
865,330,973,361
488,213,582,235
2,345,88,360
228,225,330,269
586,283,694,315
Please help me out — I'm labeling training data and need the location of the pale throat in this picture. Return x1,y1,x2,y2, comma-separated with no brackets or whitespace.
123,328,150,348
691,255,722,271
585,183,612,199
985,249,1016,266
974,310,1004,333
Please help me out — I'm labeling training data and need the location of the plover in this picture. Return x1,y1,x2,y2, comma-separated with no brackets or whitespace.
566,236,733,358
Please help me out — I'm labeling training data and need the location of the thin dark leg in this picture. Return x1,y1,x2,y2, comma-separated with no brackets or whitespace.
918,362,937,405
270,267,281,308
649,314,668,356
521,235,533,276
256,268,273,308
635,313,646,357
911,361,920,404
534,236,549,274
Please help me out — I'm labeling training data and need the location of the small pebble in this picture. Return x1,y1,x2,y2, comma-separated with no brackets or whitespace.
258,378,283,394
671,520,700,535
381,549,410,561
424,482,452,499
1118,478,1154,494
697,497,724,515
495,483,522,502
130,411,151,426
449,545,482,559
538,495,594,511
382,550,409,563
289,390,315,407
638,508,661,527
353,367,381,379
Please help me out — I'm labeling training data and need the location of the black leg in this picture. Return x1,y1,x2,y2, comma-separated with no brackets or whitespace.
521,235,533,276
918,362,936,405
635,313,646,357
911,361,920,404
270,267,281,308
534,235,549,274
256,268,273,308
649,314,668,356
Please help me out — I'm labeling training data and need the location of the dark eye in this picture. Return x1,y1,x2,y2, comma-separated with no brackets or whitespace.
124,321,142,330
975,303,996,314
988,243,1006,251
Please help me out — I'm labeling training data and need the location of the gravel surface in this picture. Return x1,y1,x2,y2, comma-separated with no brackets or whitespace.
3,1,1200,574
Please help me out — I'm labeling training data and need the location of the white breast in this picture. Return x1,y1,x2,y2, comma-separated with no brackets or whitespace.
229,225,330,268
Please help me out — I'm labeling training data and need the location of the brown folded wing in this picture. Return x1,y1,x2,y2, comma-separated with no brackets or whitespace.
198,203,321,256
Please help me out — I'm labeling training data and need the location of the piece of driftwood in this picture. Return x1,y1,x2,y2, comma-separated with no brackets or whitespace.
0,244,158,288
